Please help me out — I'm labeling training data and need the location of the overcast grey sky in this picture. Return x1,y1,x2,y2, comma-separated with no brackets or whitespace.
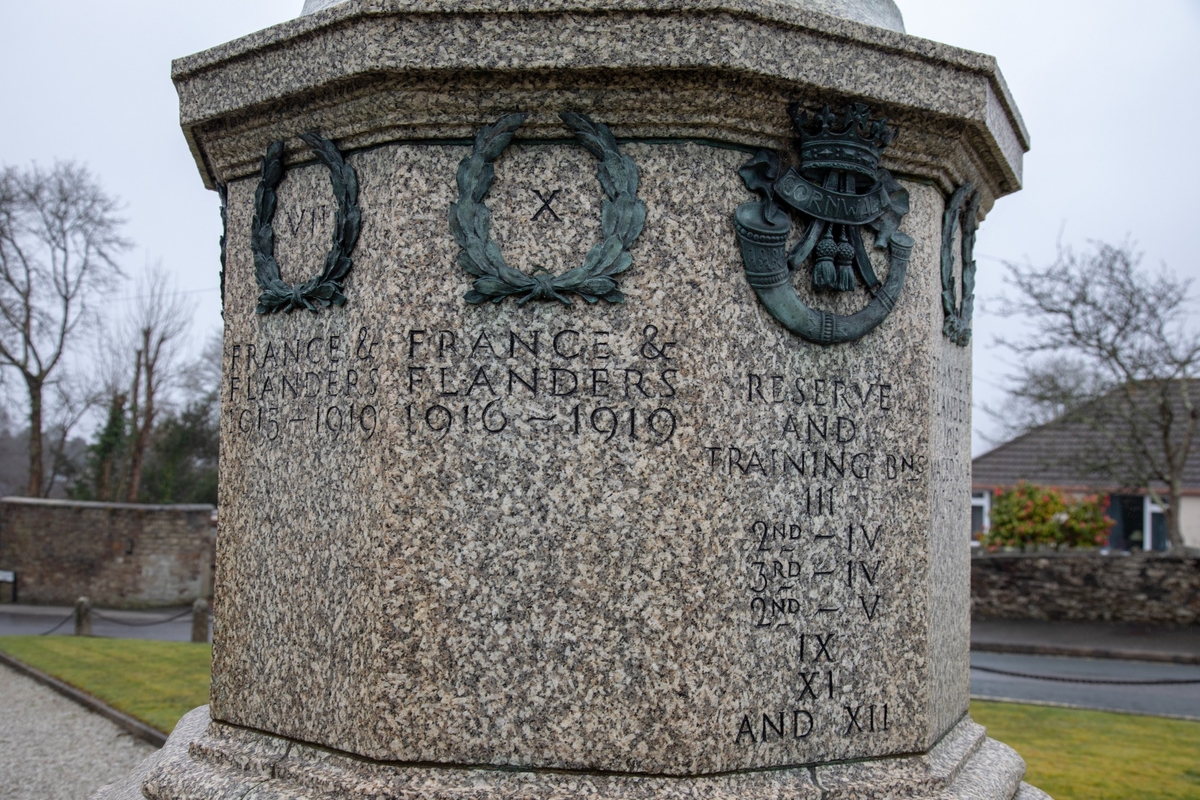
1,0,1198,452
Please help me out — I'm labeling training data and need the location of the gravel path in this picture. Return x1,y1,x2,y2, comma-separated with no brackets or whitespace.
0,663,157,800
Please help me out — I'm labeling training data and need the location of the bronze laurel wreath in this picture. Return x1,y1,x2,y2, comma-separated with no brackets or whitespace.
251,133,361,314
217,182,228,315
940,183,980,346
450,112,646,305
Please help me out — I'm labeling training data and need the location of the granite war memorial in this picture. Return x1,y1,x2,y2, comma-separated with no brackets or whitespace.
100,0,1045,796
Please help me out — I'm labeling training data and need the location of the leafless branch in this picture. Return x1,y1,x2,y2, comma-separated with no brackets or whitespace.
0,161,128,495
994,240,1200,550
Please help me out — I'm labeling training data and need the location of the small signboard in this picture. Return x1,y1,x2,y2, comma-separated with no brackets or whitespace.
0,570,14,583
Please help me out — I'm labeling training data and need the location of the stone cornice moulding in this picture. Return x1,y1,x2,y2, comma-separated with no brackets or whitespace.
173,0,1027,212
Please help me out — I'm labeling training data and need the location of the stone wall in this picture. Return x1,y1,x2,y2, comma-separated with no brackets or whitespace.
0,497,215,608
971,551,1200,626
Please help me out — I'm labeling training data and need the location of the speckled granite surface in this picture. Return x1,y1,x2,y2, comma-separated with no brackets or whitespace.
209,137,957,773
171,0,1026,211
109,708,1042,799
127,0,1047,796
300,0,908,33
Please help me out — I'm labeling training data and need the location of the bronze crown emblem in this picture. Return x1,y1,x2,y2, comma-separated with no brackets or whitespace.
791,102,898,182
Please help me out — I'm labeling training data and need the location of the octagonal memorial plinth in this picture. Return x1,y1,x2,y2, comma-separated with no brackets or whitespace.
98,1,1048,797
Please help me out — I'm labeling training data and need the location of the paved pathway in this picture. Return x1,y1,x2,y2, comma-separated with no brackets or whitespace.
971,651,1200,719
0,662,156,800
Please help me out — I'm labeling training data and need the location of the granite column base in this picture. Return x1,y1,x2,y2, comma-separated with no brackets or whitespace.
95,706,1050,800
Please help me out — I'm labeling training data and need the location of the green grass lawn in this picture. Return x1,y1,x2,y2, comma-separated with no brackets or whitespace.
0,636,210,734
1,637,1197,799
971,700,1200,800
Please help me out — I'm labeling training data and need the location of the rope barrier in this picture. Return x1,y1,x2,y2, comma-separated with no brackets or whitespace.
39,611,76,636
90,608,194,627
971,664,1200,685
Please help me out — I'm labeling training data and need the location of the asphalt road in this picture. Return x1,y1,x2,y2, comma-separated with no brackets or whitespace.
971,651,1200,719
0,605,202,642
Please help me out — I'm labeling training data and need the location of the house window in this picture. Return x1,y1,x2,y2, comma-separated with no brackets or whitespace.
971,490,990,543
1145,499,1168,552
1106,495,1168,552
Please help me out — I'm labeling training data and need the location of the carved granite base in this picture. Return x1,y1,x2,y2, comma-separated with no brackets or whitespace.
95,707,1049,800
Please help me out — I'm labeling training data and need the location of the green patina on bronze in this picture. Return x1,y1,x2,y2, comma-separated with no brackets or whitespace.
217,182,228,316
450,112,646,306
941,183,980,347
733,102,913,345
251,133,361,314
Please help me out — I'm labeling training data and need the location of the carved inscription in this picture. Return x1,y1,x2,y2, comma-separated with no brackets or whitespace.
706,375,924,481
531,189,561,222
750,520,887,630
224,322,684,451
843,704,889,735
938,361,970,436
403,324,680,445
226,326,383,441
735,710,815,744
933,355,972,539
731,369,914,746
282,205,332,238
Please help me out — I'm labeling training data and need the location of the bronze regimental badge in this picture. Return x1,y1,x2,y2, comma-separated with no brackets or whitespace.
734,103,914,345
450,113,646,306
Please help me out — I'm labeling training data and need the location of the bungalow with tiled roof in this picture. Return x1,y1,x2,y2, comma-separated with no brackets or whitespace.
971,387,1200,552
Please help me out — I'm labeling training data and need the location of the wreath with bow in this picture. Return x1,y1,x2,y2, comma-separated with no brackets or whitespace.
251,133,361,314
450,112,646,305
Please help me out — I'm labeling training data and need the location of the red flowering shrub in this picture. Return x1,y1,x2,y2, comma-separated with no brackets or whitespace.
985,483,1065,549
1061,493,1116,547
983,483,1113,550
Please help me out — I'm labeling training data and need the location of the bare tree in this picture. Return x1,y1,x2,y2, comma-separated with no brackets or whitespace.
0,162,127,496
998,240,1200,550
42,369,98,495
181,329,223,408
982,354,1113,444
122,267,192,501
76,321,138,501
